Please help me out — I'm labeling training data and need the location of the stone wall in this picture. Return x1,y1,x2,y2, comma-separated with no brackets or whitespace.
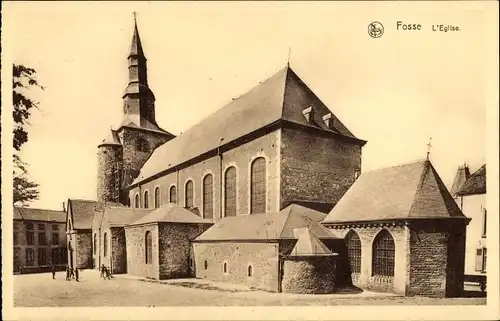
75,231,93,269
446,224,467,297
128,130,281,220
125,223,159,279
158,223,211,279
280,127,362,208
96,145,122,203
111,227,127,274
193,241,280,292
282,256,337,294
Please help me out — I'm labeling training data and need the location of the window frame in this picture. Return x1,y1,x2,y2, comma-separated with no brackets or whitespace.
154,187,161,208
103,232,108,257
144,190,149,209
169,185,177,204
250,157,267,214
145,231,153,264
185,180,194,209
371,229,395,277
224,166,237,217
203,174,214,219
345,230,362,274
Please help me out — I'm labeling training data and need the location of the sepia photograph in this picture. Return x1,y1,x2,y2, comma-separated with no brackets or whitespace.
1,1,499,320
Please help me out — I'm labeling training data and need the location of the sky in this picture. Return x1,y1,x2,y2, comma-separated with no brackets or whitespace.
4,1,494,210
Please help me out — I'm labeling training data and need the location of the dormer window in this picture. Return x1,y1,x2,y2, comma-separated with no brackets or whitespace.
322,113,334,129
302,106,315,124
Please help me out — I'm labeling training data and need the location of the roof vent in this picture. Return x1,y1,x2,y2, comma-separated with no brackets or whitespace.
302,106,315,124
322,113,334,129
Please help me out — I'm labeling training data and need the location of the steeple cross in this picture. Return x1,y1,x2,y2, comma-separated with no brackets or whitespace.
426,137,432,160
287,46,292,66
133,11,137,21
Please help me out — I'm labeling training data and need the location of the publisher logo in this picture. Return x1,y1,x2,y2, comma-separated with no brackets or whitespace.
368,21,384,38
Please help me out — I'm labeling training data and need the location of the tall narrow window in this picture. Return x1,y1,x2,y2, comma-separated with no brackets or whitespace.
128,197,131,207
345,230,362,274
52,233,59,245
154,187,161,208
25,249,34,266
203,174,213,218
93,234,97,255
38,233,46,245
250,158,266,214
483,248,487,272
372,230,395,277
185,180,194,208
169,186,177,204
103,232,108,257
224,167,237,217
204,260,208,270
135,194,140,208
144,191,149,209
145,231,152,264
482,208,487,238
223,262,228,273
248,265,253,277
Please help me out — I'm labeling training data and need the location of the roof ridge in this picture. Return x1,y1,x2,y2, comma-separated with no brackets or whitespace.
365,158,428,174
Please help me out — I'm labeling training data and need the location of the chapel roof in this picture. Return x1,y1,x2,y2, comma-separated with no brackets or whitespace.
129,65,365,188
104,207,155,227
456,164,486,196
322,159,468,224
98,129,122,147
14,206,66,223
195,204,337,242
450,164,471,196
128,203,213,226
288,228,337,257
68,199,124,230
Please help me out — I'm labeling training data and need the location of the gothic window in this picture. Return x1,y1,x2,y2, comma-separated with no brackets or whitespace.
145,231,153,264
135,194,140,208
224,167,237,217
93,234,97,255
203,174,213,219
169,186,177,204
103,232,108,257
250,158,266,214
144,190,149,209
137,138,150,153
372,230,395,277
185,180,194,208
345,230,361,274
154,187,161,208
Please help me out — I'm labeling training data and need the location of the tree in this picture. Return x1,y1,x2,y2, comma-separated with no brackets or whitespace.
13,64,44,205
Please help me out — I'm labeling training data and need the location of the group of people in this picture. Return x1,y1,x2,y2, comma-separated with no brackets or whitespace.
64,265,80,281
100,264,113,279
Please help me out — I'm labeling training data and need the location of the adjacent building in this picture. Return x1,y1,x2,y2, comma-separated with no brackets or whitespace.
322,159,470,298
14,206,67,273
451,164,487,276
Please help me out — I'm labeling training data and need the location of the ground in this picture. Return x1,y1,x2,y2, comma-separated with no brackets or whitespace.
14,271,486,307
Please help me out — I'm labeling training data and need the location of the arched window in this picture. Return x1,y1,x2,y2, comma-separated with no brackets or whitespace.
103,232,108,257
203,174,213,218
134,194,140,208
154,187,161,208
250,157,266,214
185,180,194,208
93,234,97,255
248,265,253,277
223,262,228,273
169,186,177,204
145,231,152,264
204,260,208,270
224,167,237,217
372,230,395,277
345,230,361,274
144,191,149,209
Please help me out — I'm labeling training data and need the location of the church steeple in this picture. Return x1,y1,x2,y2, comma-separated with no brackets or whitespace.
122,13,158,128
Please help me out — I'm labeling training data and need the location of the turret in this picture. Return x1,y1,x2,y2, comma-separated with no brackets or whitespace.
97,129,123,203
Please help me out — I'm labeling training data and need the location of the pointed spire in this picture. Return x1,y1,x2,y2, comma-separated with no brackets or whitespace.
287,46,292,67
129,12,144,58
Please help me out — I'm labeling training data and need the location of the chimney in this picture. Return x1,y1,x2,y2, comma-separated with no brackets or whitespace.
62,202,66,212
302,106,315,124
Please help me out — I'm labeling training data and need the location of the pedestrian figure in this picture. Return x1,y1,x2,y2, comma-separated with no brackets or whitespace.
75,268,80,282
70,267,75,280
65,266,71,281
51,265,56,279
105,267,112,279
100,264,106,279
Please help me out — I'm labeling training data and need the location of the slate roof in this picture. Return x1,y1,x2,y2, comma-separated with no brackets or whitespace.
128,203,213,226
288,228,336,256
105,207,155,227
69,199,124,230
450,165,471,196
195,204,337,242
129,19,144,58
323,159,467,224
130,66,365,187
457,165,486,196
14,206,66,222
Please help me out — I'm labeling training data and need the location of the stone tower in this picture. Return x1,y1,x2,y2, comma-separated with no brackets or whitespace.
97,15,175,204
